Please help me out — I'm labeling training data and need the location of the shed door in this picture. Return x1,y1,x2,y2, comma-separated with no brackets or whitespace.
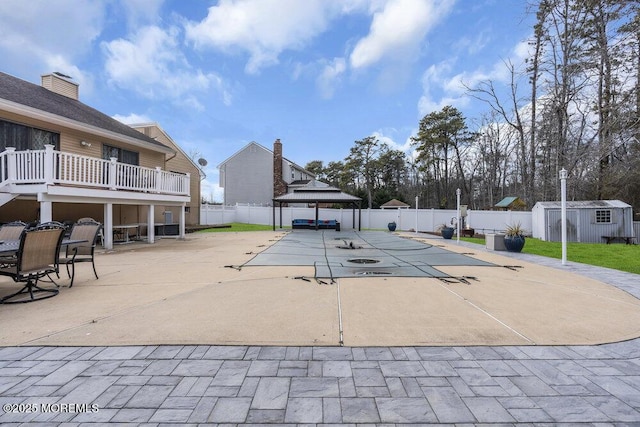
547,209,578,242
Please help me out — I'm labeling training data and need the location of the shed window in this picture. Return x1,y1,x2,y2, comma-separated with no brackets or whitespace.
595,209,611,223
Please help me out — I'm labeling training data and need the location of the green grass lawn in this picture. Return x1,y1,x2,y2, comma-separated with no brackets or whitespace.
461,236,640,275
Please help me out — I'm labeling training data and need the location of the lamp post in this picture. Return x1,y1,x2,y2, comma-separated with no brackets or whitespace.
415,196,419,234
456,188,461,244
560,168,568,265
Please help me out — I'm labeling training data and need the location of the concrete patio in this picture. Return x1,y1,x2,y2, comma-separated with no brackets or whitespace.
0,230,639,347
1,230,639,424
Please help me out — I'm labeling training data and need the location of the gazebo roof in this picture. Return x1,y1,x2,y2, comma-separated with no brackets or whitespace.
380,198,410,209
273,186,361,203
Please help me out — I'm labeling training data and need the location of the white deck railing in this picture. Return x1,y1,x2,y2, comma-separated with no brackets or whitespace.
0,145,190,196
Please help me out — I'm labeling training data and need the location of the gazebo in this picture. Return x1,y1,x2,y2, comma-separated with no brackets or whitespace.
272,186,362,231
380,198,410,209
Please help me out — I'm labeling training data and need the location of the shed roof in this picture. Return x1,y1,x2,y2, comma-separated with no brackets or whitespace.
495,196,525,208
534,200,631,209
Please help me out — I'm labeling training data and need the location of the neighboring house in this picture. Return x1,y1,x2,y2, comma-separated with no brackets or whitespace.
217,139,315,206
531,200,635,243
0,71,195,249
129,122,202,227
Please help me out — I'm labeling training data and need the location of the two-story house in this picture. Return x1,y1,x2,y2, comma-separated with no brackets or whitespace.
217,139,315,206
0,71,200,249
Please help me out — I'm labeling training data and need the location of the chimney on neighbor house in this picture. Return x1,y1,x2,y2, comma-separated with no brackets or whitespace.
273,139,287,198
41,72,79,100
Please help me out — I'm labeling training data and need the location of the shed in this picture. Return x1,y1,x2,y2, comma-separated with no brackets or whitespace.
531,200,634,243
494,196,526,211
380,199,410,209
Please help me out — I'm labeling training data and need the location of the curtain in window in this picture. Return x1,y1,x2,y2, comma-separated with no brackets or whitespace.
0,120,59,151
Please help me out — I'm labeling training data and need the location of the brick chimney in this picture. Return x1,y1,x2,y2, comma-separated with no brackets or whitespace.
273,139,287,198
41,72,79,100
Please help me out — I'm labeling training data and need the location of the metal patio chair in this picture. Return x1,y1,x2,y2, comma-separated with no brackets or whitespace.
59,219,102,287
0,222,66,304
0,220,28,240
0,221,28,266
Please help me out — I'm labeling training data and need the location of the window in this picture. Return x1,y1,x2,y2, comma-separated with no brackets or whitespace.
595,209,611,223
0,119,60,151
103,144,139,165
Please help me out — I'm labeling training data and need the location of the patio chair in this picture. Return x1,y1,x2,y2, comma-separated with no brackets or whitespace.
77,218,103,246
0,221,28,267
59,219,102,287
0,222,66,304
0,221,27,240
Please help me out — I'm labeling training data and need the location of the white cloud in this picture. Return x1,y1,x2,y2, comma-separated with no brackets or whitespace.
185,0,334,74
112,113,153,125
350,0,454,70
120,0,164,30
417,36,530,117
371,130,414,153
316,57,347,99
102,25,232,105
0,0,104,81
417,60,465,116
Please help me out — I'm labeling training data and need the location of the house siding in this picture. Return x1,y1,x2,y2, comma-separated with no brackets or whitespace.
221,143,273,205
41,74,79,100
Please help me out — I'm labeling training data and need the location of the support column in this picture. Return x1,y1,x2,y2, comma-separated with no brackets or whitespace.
104,203,113,250
39,200,53,223
147,204,155,244
179,203,186,239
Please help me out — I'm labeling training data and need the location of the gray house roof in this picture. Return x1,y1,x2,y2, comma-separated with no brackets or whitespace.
0,72,171,152
534,200,631,209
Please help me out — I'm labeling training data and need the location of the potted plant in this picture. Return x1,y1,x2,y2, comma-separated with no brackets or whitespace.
437,223,455,239
387,221,397,232
504,222,526,252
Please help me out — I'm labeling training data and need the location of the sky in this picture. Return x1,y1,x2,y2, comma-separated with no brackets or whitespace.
0,0,535,202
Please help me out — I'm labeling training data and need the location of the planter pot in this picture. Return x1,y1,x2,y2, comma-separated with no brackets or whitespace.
504,235,525,252
387,222,397,232
441,227,454,239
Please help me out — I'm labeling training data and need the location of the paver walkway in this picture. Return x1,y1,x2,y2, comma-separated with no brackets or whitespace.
1,240,639,424
1,340,640,424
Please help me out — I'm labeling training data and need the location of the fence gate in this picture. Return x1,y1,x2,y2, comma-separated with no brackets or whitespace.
547,209,578,242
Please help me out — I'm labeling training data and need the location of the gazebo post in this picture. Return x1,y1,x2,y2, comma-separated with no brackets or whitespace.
272,201,276,231
352,203,355,230
279,202,283,229
315,202,319,230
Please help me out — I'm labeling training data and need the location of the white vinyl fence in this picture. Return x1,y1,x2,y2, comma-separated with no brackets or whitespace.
201,204,533,235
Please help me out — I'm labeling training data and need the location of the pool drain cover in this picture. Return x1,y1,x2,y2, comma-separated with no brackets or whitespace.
347,258,380,264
